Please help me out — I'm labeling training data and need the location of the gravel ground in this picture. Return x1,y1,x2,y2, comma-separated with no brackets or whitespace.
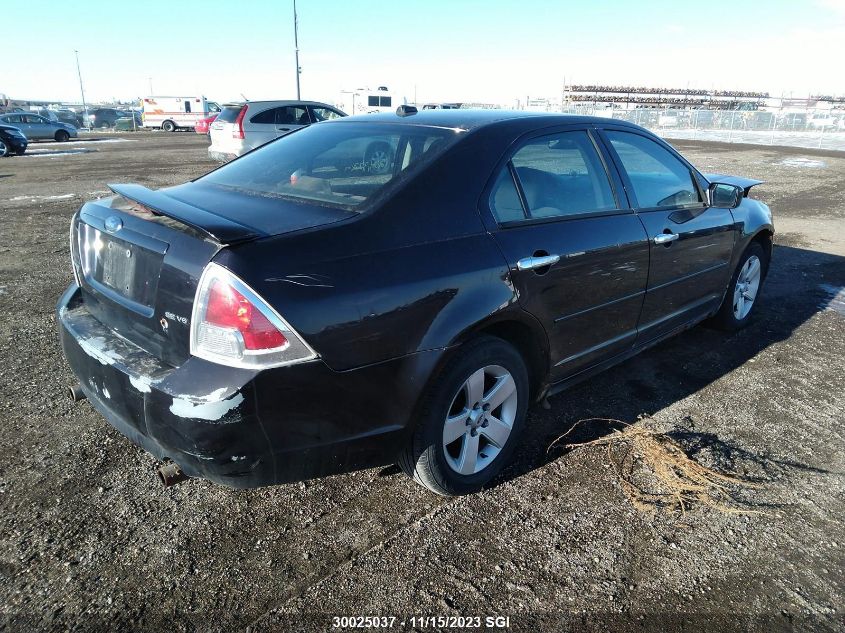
0,133,843,632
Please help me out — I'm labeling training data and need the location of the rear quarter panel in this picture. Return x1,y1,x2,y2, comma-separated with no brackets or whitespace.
212,126,526,371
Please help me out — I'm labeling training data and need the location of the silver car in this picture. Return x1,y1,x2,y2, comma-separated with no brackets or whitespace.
0,113,78,142
208,100,345,162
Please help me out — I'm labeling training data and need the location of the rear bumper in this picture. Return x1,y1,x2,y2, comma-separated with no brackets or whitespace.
57,284,442,488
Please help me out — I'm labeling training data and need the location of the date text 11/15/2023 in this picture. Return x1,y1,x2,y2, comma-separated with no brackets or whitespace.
331,615,511,629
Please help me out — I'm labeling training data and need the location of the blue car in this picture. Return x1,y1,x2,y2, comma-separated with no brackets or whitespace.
0,124,28,156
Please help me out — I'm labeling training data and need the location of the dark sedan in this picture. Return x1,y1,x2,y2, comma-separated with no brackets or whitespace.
0,124,28,156
58,110,774,496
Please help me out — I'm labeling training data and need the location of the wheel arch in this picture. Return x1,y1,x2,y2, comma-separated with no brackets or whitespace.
449,311,550,402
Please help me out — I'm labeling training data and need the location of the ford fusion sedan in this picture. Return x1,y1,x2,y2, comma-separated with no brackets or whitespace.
58,110,773,496
0,113,78,142
208,100,346,162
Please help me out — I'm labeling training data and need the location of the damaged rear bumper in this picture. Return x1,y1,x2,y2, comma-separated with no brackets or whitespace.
57,284,442,488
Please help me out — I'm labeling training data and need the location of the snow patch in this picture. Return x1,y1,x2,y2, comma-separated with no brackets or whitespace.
819,284,845,316
779,157,826,169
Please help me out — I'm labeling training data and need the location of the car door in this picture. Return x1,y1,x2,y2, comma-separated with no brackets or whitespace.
598,128,737,344
27,115,53,139
274,105,310,136
483,127,650,380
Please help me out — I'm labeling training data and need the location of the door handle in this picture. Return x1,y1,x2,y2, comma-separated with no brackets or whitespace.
653,233,679,245
277,127,290,131
516,254,560,271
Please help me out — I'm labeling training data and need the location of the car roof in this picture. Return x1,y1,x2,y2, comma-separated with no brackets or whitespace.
330,108,642,131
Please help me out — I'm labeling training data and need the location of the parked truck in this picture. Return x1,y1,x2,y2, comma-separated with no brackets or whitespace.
141,96,221,132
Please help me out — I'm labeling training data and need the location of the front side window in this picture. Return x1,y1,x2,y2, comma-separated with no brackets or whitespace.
198,122,458,210
310,107,345,122
490,130,616,223
276,106,308,125
606,131,702,208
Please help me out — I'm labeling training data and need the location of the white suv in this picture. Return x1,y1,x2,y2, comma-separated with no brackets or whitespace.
208,100,346,162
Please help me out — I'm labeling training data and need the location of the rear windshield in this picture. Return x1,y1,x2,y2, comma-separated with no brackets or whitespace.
216,105,244,124
198,122,459,210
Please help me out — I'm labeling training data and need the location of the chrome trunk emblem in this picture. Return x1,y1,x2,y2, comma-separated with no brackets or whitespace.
104,216,123,233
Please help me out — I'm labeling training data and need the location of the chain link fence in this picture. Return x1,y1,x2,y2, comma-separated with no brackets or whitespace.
554,103,845,151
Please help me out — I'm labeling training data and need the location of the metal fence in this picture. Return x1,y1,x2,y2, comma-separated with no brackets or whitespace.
550,104,845,151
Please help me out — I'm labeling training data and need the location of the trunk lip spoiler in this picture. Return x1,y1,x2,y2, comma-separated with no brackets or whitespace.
703,173,764,197
108,183,266,244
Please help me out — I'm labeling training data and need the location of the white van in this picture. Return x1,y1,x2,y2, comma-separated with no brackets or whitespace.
141,96,221,132
337,87,402,116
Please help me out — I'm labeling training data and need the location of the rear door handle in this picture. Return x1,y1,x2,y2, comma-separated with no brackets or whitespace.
516,254,560,271
653,233,679,245
277,127,290,131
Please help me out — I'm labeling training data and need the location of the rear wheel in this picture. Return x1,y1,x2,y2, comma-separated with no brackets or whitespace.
399,336,529,496
100,120,111,129
711,242,768,331
55,130,70,142
162,120,176,132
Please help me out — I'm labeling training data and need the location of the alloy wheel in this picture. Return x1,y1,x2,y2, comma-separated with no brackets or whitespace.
733,255,761,320
442,365,518,475
368,149,389,173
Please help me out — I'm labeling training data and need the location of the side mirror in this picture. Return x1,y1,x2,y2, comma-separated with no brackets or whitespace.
709,183,743,209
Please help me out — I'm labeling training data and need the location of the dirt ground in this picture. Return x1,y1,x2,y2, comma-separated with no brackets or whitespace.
0,133,843,633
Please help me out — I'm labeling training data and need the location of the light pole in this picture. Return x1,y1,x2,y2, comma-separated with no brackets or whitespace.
74,49,89,129
293,0,301,99
148,77,153,95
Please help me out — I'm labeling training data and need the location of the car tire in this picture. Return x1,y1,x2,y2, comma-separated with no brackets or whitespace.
100,120,111,129
710,241,768,332
398,335,529,496
0,139,9,157
55,130,70,142
364,142,392,175
162,121,176,132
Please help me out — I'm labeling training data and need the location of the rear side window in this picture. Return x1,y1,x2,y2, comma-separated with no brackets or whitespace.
250,107,277,124
491,131,616,222
217,106,244,123
606,131,702,208
199,122,458,210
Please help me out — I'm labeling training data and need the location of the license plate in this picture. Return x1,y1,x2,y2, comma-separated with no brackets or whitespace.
101,239,137,293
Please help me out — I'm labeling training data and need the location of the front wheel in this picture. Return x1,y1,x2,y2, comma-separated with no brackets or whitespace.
399,336,529,496
0,139,9,157
363,142,392,175
55,130,70,142
711,242,768,331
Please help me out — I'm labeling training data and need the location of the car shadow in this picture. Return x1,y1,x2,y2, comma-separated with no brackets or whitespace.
495,243,845,489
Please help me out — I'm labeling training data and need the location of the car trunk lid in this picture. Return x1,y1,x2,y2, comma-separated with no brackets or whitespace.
71,183,353,368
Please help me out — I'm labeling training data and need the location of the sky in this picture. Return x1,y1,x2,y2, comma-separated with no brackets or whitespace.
3,0,844,107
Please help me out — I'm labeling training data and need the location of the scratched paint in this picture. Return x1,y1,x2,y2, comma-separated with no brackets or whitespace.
169,390,244,422
78,336,123,366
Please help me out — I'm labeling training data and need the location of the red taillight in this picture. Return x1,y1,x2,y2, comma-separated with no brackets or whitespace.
205,280,287,350
233,105,248,139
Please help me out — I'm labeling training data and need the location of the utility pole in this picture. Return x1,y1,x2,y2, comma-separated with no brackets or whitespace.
74,49,89,129
293,0,301,99
148,77,153,95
